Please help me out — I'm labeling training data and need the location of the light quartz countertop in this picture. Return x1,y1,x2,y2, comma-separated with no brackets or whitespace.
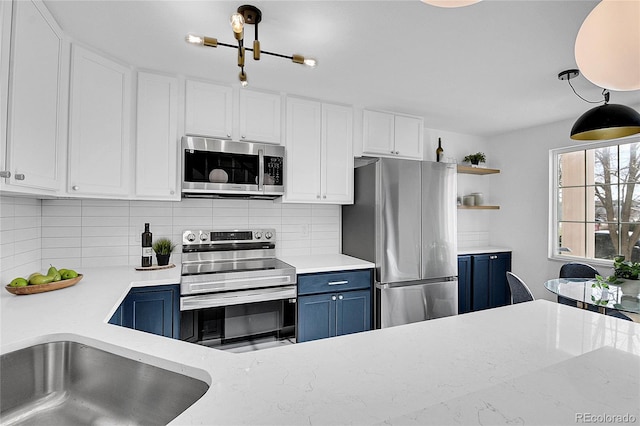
458,246,512,255
2,258,639,425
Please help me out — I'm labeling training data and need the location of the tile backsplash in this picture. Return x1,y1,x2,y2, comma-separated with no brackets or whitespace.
0,195,340,282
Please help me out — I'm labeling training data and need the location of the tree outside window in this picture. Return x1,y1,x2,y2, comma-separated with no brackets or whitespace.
555,140,640,263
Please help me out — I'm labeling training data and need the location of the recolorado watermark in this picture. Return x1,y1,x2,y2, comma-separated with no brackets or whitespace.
576,413,637,423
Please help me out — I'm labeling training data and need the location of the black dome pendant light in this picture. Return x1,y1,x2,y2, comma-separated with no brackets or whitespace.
558,69,640,141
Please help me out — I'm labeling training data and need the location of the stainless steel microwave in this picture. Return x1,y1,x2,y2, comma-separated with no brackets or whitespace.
181,137,285,199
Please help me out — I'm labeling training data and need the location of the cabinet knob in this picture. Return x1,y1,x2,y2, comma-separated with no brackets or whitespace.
395,151,399,154
226,133,231,138
338,294,344,300
170,190,175,195
322,195,326,199
0,171,10,178
72,185,79,191
316,195,320,199
331,295,337,301
390,150,394,154
241,135,246,139
14,173,25,181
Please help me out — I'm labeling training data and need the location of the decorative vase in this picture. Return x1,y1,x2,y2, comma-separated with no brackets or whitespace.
156,254,170,266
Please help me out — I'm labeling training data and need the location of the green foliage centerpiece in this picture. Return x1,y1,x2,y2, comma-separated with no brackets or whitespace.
152,238,176,266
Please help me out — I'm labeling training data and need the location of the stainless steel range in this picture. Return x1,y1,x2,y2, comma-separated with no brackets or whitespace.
179,229,296,352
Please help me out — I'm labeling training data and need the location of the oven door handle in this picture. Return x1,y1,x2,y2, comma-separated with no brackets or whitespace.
180,285,297,311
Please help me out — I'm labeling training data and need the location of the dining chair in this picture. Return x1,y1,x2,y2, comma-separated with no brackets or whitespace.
506,272,535,304
559,262,599,279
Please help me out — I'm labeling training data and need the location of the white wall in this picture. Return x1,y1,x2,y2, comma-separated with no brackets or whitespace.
487,116,625,301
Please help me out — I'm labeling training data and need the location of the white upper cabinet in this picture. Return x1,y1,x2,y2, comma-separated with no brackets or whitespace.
363,110,423,160
322,103,353,204
135,71,180,200
238,89,281,144
68,45,132,197
185,79,232,139
285,97,353,204
1,0,68,194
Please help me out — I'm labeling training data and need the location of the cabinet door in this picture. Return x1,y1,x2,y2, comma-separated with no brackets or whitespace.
297,293,335,343
68,45,131,197
488,253,512,308
135,71,179,200
239,89,281,144
4,0,65,192
284,97,322,202
321,103,353,204
362,110,395,156
471,255,491,311
185,79,232,139
394,114,423,160
457,255,472,314
121,285,180,338
336,290,371,336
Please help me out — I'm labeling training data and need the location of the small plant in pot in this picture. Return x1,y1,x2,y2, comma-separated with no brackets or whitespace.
613,255,640,280
152,238,176,266
463,152,486,166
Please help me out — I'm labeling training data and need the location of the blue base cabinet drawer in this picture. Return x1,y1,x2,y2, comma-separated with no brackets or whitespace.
298,269,371,296
297,269,373,343
108,284,180,339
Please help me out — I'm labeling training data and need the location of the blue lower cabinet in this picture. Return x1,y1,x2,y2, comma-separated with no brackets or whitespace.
297,269,373,343
108,284,180,339
457,256,472,314
457,252,512,313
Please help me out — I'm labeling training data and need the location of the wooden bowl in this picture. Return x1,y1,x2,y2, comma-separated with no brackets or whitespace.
5,274,83,295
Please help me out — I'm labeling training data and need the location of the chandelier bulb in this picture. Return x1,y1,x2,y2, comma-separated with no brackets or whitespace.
239,70,248,87
185,34,204,45
230,13,245,37
292,54,317,68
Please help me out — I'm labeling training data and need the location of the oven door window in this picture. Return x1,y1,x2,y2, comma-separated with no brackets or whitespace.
184,150,259,185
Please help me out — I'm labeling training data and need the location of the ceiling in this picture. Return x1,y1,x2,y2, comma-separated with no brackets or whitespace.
43,0,640,138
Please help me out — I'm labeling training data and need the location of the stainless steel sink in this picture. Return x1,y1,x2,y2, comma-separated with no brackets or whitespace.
1,341,209,425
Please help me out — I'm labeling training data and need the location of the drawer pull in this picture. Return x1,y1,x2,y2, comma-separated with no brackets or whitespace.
328,280,348,286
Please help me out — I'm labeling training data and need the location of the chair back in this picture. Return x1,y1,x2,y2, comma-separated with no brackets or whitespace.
559,262,599,278
506,272,535,304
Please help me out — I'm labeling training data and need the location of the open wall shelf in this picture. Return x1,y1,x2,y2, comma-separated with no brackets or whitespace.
457,165,500,175
457,205,500,210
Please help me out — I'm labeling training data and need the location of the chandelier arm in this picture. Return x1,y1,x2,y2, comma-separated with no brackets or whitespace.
206,42,292,61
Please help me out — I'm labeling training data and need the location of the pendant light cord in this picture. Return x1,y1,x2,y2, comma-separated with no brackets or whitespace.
568,78,606,104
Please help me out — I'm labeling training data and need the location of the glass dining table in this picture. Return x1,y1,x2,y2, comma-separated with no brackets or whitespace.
544,277,640,322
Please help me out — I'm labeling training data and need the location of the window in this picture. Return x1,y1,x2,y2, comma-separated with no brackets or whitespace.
551,138,640,264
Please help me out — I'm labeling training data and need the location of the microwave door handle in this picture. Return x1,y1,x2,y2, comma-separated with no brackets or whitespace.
258,148,264,191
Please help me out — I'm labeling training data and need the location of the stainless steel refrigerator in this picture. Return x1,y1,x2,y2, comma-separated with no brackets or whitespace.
342,158,458,328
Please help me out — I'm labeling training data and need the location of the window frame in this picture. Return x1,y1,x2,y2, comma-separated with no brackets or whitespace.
549,136,640,266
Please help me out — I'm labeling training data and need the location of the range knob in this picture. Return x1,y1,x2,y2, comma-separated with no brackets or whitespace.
264,231,273,240
186,233,196,242
200,233,209,242
254,231,263,239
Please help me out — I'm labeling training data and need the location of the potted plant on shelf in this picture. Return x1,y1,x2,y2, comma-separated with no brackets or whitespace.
152,238,176,266
463,152,486,166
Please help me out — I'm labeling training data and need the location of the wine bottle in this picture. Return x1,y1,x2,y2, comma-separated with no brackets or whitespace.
436,138,444,162
141,223,153,267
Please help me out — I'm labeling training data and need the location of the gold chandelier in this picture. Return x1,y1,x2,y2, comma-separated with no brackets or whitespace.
185,5,317,87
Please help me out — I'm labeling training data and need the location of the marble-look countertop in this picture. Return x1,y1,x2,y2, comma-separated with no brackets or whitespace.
2,261,639,425
279,253,375,274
